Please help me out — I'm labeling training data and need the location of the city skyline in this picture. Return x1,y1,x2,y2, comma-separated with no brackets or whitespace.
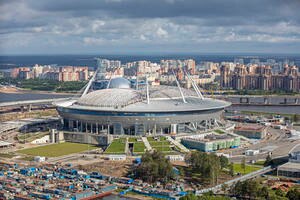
1,0,300,55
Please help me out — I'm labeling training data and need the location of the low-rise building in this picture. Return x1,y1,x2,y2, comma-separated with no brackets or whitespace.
277,151,300,178
107,154,126,161
234,124,266,139
245,149,260,156
166,155,185,161
181,133,240,152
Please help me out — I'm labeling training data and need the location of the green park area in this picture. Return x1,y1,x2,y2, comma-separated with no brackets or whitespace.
233,163,262,175
17,142,98,157
147,136,174,152
128,137,146,153
104,138,126,154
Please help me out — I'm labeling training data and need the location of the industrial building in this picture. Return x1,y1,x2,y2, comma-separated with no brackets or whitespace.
277,151,300,178
234,124,266,139
181,133,240,152
55,59,230,140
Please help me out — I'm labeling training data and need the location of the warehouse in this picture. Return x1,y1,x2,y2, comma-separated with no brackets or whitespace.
181,133,240,152
234,124,266,139
277,151,300,178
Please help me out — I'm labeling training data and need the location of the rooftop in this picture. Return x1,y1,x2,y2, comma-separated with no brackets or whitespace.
182,134,235,142
56,85,230,112
278,162,300,172
235,124,266,131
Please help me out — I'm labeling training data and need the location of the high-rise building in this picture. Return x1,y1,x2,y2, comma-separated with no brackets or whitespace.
220,64,300,92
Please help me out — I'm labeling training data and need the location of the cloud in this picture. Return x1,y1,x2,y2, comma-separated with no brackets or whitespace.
0,0,299,54
83,37,105,45
156,27,168,38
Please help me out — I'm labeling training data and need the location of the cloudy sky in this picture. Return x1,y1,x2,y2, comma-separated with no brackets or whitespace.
0,0,300,55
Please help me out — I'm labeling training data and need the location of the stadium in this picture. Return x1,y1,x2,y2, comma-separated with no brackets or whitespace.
54,59,231,137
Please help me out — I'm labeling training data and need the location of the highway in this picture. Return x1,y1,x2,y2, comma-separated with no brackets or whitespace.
0,98,70,107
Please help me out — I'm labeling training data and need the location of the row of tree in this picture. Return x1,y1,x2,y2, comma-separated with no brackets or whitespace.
134,151,174,183
186,151,230,185
181,180,300,200
231,179,300,200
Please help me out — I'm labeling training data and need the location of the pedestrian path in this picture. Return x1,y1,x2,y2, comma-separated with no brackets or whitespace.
141,137,152,151
166,136,190,153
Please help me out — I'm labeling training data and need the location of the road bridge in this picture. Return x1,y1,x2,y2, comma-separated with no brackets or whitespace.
195,166,274,195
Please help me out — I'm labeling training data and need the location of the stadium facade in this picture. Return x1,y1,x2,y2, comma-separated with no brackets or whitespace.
55,59,231,136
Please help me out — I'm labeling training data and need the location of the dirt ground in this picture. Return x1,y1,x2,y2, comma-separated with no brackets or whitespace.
0,86,21,93
78,159,133,177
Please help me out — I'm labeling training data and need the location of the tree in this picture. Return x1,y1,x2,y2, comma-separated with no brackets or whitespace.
286,188,300,200
134,150,174,183
260,186,269,199
179,193,198,200
264,154,273,166
231,180,261,199
229,162,234,177
275,189,285,197
241,157,246,174
219,155,229,169
187,151,221,185
292,114,299,122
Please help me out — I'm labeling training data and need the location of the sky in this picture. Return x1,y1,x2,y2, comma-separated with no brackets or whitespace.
0,0,300,55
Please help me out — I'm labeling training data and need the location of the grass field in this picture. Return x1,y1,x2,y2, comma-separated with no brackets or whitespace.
147,137,174,152
233,163,262,175
153,146,173,152
214,129,225,134
0,153,15,158
149,141,171,146
104,138,126,154
17,142,98,157
133,142,146,153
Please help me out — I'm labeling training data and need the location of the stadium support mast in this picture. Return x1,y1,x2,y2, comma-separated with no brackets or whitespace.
82,69,97,97
184,70,204,100
172,69,187,103
146,77,150,104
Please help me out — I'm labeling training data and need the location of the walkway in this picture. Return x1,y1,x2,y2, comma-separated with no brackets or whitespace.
141,137,152,151
125,137,130,155
166,136,190,153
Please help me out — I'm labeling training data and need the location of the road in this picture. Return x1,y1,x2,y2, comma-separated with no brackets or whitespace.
0,98,69,107
222,127,300,163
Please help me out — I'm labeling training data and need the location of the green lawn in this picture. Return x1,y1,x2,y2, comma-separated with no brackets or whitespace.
0,153,15,158
254,160,265,166
104,138,126,154
214,129,225,134
133,142,146,153
149,141,171,146
128,137,138,142
153,146,173,152
17,142,98,157
147,137,173,152
233,163,262,175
